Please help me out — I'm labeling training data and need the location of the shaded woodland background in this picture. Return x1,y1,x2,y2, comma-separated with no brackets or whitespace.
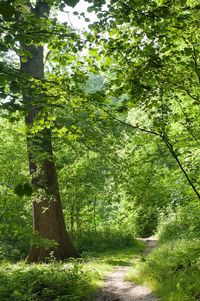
0,0,200,300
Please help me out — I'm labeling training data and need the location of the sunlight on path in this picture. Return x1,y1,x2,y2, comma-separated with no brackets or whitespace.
93,238,159,301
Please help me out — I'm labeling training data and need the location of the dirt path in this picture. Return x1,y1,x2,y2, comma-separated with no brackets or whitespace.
93,237,159,301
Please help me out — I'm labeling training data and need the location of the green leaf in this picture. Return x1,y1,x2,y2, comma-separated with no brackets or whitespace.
64,0,80,8
21,57,28,63
0,92,7,99
4,34,12,44
10,81,20,94
87,6,93,13
0,3,15,20
14,183,33,197
0,43,7,51
97,13,103,19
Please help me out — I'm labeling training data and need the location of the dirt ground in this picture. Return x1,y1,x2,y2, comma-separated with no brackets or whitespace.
93,237,159,301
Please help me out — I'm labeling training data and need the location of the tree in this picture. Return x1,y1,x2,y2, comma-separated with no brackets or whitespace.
87,0,200,200
0,0,80,261
0,118,32,261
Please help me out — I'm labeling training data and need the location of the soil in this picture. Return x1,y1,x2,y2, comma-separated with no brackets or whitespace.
92,237,159,301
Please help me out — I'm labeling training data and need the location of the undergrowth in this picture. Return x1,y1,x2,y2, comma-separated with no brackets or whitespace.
0,241,143,301
74,229,138,253
0,260,99,301
127,201,200,301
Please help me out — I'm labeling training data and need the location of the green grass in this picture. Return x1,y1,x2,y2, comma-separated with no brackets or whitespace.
83,241,145,291
0,260,97,301
127,202,200,301
127,239,200,301
0,241,144,301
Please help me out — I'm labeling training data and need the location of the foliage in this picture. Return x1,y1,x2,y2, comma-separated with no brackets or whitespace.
0,260,98,301
0,244,144,301
88,0,200,200
158,201,200,242
0,118,31,261
130,240,200,301
0,0,200,298
74,229,138,253
128,202,200,301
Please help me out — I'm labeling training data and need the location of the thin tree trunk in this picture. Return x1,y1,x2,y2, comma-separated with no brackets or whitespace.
20,1,77,262
76,205,81,234
93,196,97,234
162,135,200,200
70,196,75,237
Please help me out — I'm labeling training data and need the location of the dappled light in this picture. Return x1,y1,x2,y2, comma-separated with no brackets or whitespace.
0,0,199,300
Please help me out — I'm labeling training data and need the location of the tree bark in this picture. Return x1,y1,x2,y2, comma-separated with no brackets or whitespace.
20,1,78,262
93,196,97,234
69,195,75,237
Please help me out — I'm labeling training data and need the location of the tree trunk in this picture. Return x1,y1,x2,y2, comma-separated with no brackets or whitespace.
20,1,78,262
76,205,81,234
93,196,97,234
69,196,75,237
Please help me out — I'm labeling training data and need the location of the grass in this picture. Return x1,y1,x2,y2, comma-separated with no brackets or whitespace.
83,240,145,293
0,241,144,301
127,238,200,301
91,240,144,264
0,260,98,301
126,202,200,301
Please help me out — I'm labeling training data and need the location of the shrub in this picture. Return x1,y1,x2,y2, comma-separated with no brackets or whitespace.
0,260,98,301
158,201,200,242
74,228,137,253
134,206,159,237
0,223,31,261
135,239,200,301
128,202,200,301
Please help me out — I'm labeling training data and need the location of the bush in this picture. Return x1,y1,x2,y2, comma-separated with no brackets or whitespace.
128,202,200,301
0,260,98,301
134,206,159,237
74,228,137,253
135,239,200,301
0,223,31,261
158,201,200,242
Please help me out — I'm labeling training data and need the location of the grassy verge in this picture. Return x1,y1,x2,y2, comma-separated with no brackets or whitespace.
127,203,200,301
0,241,144,301
82,240,145,297
127,239,200,301
0,260,99,301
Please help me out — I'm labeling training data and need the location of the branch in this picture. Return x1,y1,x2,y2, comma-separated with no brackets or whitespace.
97,104,200,201
99,105,162,137
173,96,200,145
162,135,200,200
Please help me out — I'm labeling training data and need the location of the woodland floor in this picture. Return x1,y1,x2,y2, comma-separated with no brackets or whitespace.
92,238,158,301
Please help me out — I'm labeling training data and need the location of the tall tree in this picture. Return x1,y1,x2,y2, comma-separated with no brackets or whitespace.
0,0,79,261
87,0,200,200
21,0,79,261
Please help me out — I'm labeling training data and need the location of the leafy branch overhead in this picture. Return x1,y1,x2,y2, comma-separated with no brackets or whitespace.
0,3,200,301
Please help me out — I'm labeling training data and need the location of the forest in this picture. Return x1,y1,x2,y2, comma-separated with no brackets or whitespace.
0,0,199,300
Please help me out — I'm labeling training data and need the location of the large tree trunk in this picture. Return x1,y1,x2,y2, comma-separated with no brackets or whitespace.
20,1,78,262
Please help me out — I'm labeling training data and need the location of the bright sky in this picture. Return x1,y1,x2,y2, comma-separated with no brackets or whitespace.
58,0,98,30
